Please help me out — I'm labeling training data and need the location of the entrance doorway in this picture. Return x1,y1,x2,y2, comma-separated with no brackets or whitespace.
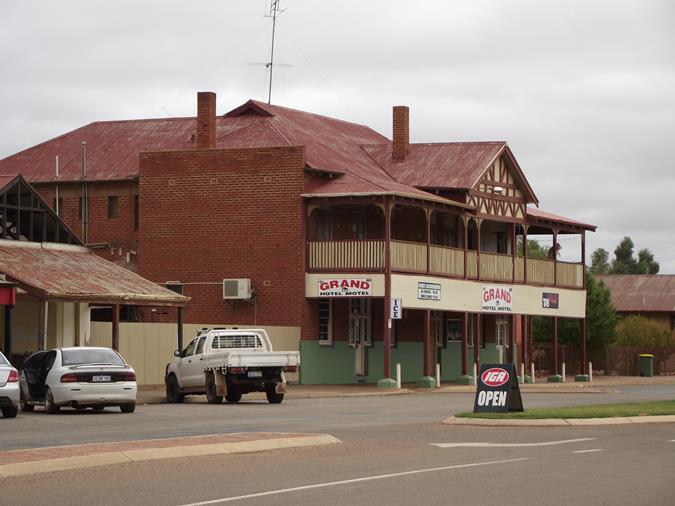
349,299,371,376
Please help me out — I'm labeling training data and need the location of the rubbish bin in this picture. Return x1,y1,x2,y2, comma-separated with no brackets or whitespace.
638,354,654,377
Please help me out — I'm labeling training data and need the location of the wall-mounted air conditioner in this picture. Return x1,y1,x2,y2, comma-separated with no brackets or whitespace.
223,278,252,300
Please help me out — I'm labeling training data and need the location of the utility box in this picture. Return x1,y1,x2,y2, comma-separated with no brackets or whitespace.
638,354,654,377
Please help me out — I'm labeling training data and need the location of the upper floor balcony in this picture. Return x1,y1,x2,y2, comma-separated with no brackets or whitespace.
306,202,586,289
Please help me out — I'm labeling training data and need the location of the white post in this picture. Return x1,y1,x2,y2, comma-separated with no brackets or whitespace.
562,362,566,382
589,361,593,382
473,362,478,387
520,362,525,383
531,362,535,384
436,363,441,388
396,363,401,389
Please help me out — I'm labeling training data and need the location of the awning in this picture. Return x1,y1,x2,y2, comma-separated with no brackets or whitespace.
0,240,188,307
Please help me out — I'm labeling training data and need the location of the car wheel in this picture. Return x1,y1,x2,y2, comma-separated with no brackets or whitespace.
45,387,60,414
93,405,105,411
225,387,241,404
206,373,223,404
2,406,18,418
20,397,34,412
265,385,284,404
165,375,185,404
120,403,136,413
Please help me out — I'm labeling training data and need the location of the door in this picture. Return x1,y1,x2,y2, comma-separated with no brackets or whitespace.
349,299,371,376
178,338,202,388
495,318,509,363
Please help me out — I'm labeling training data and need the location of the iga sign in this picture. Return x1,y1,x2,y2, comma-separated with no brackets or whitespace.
481,285,513,313
318,278,372,297
473,363,524,413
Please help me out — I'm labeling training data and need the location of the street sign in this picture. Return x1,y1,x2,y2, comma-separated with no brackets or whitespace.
417,282,441,300
473,363,524,413
390,298,402,319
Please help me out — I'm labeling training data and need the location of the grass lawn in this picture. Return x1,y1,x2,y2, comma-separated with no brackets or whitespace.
455,400,675,419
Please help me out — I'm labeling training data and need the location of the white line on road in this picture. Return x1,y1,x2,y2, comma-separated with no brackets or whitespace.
177,457,530,505
573,449,603,454
432,437,596,448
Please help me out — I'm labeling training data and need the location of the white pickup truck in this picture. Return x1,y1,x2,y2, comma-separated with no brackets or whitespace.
164,328,300,404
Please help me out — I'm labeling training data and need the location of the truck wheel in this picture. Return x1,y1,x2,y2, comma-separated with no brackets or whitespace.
165,375,185,404
206,373,223,404
266,386,284,404
225,388,241,404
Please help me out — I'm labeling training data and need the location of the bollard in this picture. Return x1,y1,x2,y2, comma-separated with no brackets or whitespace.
436,363,441,388
520,362,525,383
562,362,566,383
589,362,593,382
396,363,401,389
473,362,478,387
531,362,535,384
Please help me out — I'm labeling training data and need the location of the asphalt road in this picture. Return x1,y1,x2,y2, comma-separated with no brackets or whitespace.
1,385,674,505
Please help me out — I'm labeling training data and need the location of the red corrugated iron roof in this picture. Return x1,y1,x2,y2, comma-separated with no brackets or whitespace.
527,207,596,231
0,174,19,190
0,240,187,306
595,275,675,313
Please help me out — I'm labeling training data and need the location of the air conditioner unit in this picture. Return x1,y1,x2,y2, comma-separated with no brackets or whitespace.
223,278,252,300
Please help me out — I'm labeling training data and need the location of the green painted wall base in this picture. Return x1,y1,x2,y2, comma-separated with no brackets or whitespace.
417,376,436,388
456,375,473,385
575,374,590,382
377,378,398,388
547,374,563,383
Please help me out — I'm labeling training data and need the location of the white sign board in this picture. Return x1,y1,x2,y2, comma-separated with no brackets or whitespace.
390,298,402,319
318,278,372,297
417,282,441,301
481,285,513,313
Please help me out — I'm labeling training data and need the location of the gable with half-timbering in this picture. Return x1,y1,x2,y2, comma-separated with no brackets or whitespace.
467,154,527,221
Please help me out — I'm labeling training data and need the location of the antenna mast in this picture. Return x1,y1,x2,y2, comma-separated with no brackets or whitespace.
266,0,284,104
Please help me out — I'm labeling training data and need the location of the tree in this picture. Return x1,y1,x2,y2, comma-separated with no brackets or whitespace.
516,238,548,259
589,237,660,275
533,272,617,354
590,248,610,275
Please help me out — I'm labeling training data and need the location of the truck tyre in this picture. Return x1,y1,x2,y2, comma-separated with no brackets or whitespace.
165,375,185,404
266,385,284,404
225,388,241,404
206,373,223,404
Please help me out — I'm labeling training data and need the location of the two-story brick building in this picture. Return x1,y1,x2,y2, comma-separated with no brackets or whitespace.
0,92,595,385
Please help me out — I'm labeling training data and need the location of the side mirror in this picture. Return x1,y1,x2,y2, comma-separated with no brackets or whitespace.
173,350,181,357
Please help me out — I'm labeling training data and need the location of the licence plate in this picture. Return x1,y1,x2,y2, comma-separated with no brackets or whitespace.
247,371,262,378
92,375,111,382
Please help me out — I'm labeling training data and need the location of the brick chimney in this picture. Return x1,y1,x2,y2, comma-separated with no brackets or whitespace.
196,91,216,148
392,105,409,160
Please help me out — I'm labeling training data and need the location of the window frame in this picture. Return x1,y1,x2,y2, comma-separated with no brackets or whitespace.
318,299,332,345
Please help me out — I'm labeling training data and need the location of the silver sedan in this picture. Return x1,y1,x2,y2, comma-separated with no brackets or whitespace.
0,351,19,418
20,347,137,414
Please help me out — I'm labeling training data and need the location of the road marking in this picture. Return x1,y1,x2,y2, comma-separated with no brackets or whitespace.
574,449,603,454
177,457,530,505
431,437,596,448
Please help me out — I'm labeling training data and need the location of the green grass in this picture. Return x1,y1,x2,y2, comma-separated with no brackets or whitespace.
455,400,675,419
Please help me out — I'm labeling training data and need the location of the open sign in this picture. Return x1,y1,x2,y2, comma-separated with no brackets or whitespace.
473,363,524,413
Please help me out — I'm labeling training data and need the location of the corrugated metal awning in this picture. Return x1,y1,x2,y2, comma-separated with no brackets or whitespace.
0,240,188,306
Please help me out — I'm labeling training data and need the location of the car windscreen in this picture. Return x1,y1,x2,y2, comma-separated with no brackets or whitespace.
0,353,8,366
61,349,125,366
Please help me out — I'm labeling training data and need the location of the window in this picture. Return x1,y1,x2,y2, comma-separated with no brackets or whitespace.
196,336,207,355
61,348,124,366
318,299,332,345
432,311,444,347
447,319,462,342
134,194,140,231
496,317,509,347
107,196,119,219
349,298,371,346
182,338,198,357
316,209,331,240
211,334,263,349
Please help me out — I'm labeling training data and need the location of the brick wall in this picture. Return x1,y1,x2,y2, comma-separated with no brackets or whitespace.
138,145,312,331
34,181,139,266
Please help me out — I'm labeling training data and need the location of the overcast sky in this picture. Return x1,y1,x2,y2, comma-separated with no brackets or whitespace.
1,1,673,272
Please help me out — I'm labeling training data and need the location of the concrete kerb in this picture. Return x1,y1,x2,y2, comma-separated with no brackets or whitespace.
443,414,675,427
0,434,341,478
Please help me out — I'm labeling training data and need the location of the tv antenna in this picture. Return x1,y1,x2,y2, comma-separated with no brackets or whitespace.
265,0,284,104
